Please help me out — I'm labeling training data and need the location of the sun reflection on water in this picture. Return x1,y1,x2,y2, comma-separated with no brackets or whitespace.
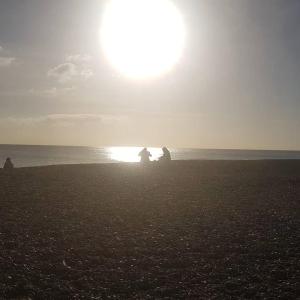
108,147,162,162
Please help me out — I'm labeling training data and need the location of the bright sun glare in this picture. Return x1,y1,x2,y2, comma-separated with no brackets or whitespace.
100,0,186,79
109,147,162,162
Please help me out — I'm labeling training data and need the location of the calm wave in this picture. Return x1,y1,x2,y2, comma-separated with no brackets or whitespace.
0,145,300,168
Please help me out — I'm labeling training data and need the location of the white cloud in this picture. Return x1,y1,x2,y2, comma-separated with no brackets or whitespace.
46,114,103,122
0,46,16,67
29,86,75,98
80,68,94,80
43,114,127,125
47,63,78,83
0,114,127,127
48,54,94,84
66,54,92,63
0,57,15,67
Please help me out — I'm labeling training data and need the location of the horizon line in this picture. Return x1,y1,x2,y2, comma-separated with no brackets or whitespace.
0,143,299,153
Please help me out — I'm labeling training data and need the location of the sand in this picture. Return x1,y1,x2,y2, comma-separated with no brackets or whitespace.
0,160,299,299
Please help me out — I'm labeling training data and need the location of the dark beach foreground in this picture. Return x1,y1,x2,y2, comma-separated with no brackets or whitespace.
0,161,299,299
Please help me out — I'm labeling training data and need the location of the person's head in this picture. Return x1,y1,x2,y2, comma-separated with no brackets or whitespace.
6,157,11,161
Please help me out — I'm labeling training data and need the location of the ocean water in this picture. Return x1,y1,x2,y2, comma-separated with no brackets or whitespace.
0,144,300,168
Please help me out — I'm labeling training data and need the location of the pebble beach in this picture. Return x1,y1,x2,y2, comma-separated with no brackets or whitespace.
0,161,299,299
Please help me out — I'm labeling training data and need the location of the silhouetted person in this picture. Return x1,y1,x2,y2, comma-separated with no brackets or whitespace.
159,147,171,162
3,157,14,170
138,148,152,164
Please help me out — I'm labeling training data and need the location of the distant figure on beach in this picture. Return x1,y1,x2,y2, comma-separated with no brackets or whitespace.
159,147,171,163
138,148,152,164
3,157,14,170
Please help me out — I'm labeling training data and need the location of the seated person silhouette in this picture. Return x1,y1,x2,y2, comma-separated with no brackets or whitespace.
3,157,14,170
138,148,152,164
159,147,171,162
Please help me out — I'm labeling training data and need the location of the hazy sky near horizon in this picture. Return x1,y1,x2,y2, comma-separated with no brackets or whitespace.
0,0,300,150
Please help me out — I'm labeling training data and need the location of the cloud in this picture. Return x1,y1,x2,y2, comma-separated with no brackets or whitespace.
29,86,76,98
48,54,94,83
66,54,92,63
80,68,93,79
0,57,15,67
0,45,16,67
0,113,129,146
46,114,103,122
47,63,77,83
43,114,127,125
0,114,127,127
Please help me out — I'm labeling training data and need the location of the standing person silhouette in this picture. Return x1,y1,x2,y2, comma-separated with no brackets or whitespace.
3,157,14,170
138,148,152,164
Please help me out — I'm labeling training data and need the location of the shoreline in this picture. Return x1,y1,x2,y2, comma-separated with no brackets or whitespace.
1,158,300,170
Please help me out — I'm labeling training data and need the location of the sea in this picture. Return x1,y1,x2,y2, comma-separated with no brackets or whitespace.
1,144,300,168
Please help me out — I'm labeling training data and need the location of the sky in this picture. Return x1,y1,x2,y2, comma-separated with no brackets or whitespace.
0,0,300,150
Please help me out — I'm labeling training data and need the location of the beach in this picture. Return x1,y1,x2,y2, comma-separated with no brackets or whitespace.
0,160,299,299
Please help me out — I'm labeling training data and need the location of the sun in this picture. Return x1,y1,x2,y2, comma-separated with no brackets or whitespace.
100,0,186,79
